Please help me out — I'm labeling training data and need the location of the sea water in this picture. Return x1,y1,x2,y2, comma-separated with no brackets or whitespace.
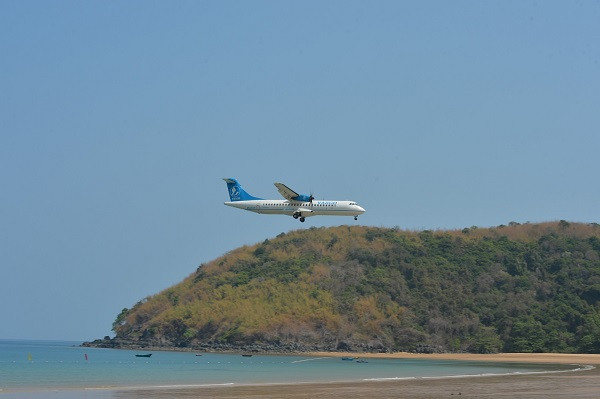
0,340,573,395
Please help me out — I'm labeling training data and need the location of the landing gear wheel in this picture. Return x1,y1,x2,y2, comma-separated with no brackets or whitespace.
293,213,299,219
354,216,358,220
300,217,305,222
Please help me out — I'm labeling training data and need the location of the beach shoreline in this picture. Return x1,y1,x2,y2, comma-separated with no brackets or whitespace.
108,352,600,398
118,368,600,399
3,352,600,398
81,341,600,366
108,352,600,399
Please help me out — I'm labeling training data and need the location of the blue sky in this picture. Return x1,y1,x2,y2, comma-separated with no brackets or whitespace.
1,1,599,341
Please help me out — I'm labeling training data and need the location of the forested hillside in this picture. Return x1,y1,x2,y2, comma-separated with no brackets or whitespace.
102,222,600,353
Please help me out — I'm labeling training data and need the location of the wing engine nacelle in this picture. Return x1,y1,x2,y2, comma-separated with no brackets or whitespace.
292,194,314,203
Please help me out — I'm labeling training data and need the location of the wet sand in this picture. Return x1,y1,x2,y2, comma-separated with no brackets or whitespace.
110,353,600,399
309,351,600,365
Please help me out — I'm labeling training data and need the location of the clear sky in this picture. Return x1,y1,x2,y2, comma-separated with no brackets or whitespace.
1,1,599,341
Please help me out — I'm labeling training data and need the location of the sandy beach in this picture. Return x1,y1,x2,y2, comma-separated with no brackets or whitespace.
110,352,600,399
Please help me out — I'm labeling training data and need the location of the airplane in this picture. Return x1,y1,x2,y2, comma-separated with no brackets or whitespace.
223,178,365,222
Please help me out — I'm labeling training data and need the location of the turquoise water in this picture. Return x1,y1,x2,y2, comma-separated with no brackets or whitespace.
0,340,572,394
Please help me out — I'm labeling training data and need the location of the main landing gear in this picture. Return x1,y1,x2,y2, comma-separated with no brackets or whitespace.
354,216,358,221
292,212,305,222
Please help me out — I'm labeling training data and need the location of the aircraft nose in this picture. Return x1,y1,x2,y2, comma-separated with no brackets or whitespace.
357,205,366,214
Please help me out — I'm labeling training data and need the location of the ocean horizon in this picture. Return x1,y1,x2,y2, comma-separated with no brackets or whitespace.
0,339,575,398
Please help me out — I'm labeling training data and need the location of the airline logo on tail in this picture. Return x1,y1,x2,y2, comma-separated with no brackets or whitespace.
229,186,240,200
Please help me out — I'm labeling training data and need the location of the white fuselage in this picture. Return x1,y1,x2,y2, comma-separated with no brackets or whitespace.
224,199,365,218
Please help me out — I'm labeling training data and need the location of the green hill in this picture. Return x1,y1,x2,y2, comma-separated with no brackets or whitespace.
100,221,600,353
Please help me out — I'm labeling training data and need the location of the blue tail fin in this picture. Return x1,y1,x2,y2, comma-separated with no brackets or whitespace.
223,178,263,201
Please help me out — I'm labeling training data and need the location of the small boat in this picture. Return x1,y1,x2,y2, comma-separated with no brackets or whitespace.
341,357,357,361
356,359,368,363
135,354,152,358
242,354,253,357
195,354,203,357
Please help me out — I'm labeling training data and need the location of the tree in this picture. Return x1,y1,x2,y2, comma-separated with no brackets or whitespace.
578,311,600,353
507,317,546,352
112,308,129,332
468,327,502,354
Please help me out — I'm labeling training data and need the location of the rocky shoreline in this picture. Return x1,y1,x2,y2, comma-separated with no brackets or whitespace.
82,336,444,354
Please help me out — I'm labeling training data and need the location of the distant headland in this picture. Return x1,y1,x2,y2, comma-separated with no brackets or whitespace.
84,221,600,355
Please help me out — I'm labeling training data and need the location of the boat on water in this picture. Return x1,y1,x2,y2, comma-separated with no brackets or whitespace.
341,357,358,361
356,359,368,363
242,354,253,357
135,354,152,358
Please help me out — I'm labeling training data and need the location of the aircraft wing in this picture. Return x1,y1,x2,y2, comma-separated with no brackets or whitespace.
274,182,299,200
